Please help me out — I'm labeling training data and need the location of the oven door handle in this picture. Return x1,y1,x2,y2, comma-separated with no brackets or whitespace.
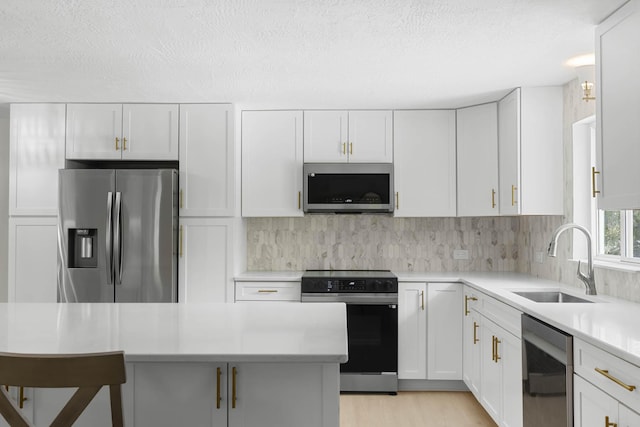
301,294,398,304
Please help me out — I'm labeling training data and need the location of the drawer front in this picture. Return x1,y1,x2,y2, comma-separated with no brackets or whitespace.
235,281,301,302
481,295,521,338
574,338,640,410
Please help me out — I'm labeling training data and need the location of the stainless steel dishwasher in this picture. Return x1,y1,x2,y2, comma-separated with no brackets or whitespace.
522,314,573,427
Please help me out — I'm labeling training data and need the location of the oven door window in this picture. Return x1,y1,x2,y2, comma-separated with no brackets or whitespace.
342,304,398,373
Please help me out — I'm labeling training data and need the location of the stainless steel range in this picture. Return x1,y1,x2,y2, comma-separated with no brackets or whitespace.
301,270,398,394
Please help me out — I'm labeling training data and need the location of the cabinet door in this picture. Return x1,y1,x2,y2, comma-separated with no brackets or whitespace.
427,282,462,380
500,328,523,427
574,374,619,427
393,110,456,217
242,111,303,217
619,404,640,427
8,217,57,302
303,110,348,163
462,308,482,398
180,104,234,216
348,110,393,163
456,103,499,216
480,317,502,423
9,104,66,216
498,89,520,215
596,0,640,209
66,104,123,160
228,363,339,427
133,363,227,427
122,104,178,160
398,282,427,379
179,218,233,303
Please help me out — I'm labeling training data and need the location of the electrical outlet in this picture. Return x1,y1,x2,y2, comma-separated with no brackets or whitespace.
534,251,545,264
453,249,469,260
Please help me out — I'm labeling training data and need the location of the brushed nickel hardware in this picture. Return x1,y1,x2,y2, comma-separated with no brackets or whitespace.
595,368,637,392
349,142,353,155
19,387,26,409
420,290,424,311
605,416,617,427
511,185,518,206
232,367,237,409
464,295,477,316
491,189,496,208
115,137,120,150
396,192,399,210
592,167,601,198
123,137,127,151
216,367,222,409
548,223,596,295
494,337,501,362
179,189,183,209
473,321,479,344
258,289,278,293
179,225,183,258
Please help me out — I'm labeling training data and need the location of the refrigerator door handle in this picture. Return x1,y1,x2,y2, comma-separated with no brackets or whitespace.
114,192,123,286
106,192,114,286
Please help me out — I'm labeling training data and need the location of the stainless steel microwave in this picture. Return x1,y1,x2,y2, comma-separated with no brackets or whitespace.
303,163,394,213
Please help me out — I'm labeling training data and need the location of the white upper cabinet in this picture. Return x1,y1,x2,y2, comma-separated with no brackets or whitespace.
9,103,66,216
393,110,456,217
303,110,392,163
456,103,499,216
179,104,234,217
242,110,304,217
498,87,563,215
595,0,640,209
66,103,178,160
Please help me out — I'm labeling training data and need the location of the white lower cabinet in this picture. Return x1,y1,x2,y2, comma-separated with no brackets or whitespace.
398,282,427,379
8,217,57,302
427,282,462,380
574,374,640,427
462,306,482,398
234,281,301,302
178,218,234,303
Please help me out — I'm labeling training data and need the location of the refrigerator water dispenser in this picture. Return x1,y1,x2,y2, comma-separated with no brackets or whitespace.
68,229,97,268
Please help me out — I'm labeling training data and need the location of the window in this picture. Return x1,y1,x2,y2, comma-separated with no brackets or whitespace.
597,209,640,262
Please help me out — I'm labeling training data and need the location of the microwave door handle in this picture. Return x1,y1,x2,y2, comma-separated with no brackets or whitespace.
106,192,114,286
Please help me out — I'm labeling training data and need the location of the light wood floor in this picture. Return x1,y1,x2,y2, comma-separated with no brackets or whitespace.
340,391,497,427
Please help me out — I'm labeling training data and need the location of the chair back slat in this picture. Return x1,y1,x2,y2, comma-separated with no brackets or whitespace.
0,351,125,427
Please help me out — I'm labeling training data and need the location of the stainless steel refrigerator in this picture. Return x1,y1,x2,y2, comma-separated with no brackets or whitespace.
58,169,178,302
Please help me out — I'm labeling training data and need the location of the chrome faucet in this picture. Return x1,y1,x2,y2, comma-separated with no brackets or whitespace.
547,223,597,295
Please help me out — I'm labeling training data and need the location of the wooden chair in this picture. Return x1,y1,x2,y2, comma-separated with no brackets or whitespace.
0,351,126,427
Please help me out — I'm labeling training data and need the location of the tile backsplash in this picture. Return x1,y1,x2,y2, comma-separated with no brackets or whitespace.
247,215,521,272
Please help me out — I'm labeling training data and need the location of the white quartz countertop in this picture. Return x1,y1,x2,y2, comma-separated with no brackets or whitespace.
0,302,348,363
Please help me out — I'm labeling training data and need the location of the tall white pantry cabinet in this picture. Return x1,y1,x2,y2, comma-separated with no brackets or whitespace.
8,103,237,304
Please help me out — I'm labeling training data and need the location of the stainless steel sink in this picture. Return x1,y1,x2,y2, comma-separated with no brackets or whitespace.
512,291,593,303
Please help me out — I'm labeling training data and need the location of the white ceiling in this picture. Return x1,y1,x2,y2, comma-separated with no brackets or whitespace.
0,0,627,110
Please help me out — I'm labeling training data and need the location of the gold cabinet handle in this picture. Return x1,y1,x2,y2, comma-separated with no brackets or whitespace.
342,142,346,155
258,289,278,293
123,137,127,151
595,368,637,392
491,189,496,209
298,191,301,210
179,225,183,258
349,142,353,155
179,189,184,209
420,290,425,311
494,337,501,362
115,137,120,150
19,387,26,409
396,192,399,210
592,166,601,198
511,185,518,206
464,295,477,316
231,366,238,409
605,416,617,427
473,321,479,344
491,336,496,361
216,367,222,409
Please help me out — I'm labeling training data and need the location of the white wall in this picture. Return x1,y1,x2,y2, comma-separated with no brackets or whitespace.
0,113,9,301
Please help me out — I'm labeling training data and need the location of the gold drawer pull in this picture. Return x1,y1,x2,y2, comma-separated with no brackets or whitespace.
464,295,477,316
258,289,278,293
595,368,637,392
605,415,617,427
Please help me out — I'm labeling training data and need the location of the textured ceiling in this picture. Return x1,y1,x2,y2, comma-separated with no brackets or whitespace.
0,0,627,109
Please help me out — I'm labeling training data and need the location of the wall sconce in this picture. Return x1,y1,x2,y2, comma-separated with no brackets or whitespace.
575,64,595,102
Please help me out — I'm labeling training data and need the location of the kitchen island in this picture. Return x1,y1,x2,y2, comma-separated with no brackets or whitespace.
0,302,347,427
